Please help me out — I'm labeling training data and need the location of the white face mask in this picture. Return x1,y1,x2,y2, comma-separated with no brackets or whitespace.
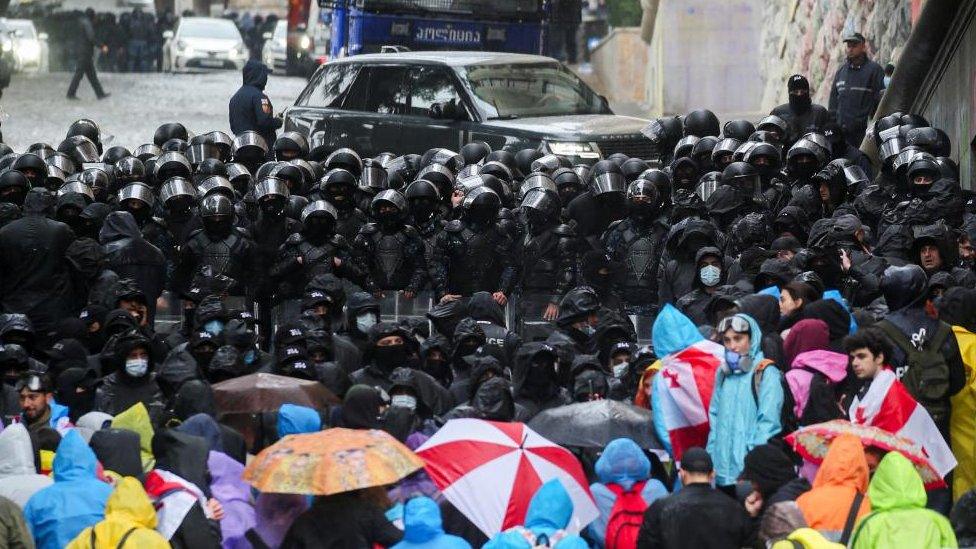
356,313,377,333
125,358,149,377
391,394,417,411
699,265,721,287
612,362,629,379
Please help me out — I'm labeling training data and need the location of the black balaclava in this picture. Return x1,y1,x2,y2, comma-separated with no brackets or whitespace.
55,367,97,421
787,74,812,112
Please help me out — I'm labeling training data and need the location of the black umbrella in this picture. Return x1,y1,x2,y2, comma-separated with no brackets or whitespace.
528,400,662,449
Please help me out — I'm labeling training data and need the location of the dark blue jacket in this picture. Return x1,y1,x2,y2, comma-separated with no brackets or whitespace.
828,55,885,140
228,60,282,145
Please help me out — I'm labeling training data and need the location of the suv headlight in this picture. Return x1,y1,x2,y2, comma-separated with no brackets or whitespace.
547,141,600,159
299,35,311,50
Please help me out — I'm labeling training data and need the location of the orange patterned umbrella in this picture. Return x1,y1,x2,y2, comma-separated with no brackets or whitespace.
243,428,424,495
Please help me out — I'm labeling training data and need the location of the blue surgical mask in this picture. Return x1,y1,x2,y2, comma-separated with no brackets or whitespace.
612,362,629,379
699,265,721,287
243,349,256,365
204,320,224,336
356,313,377,334
125,358,149,377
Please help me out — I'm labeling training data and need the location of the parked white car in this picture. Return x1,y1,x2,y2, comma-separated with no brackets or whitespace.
261,19,287,73
163,17,247,72
0,19,44,72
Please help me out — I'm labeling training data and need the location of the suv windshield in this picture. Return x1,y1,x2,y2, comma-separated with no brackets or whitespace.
457,62,608,119
179,19,241,40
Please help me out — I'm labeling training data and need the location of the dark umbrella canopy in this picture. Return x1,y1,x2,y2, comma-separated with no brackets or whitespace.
213,372,339,415
527,399,662,449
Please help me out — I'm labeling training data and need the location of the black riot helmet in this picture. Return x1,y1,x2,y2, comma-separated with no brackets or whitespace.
696,171,721,202
620,157,650,182
195,158,228,182
11,153,49,189
202,131,235,162
134,144,162,162
935,156,958,181
421,148,464,173
301,200,338,244
274,132,310,161
515,148,543,178
325,148,363,177
690,136,720,172
906,153,941,190
626,179,660,220
721,161,760,201
673,136,699,159
286,195,309,220
405,178,440,221
521,188,560,234
162,138,188,153
155,151,193,182
0,170,29,206
669,156,700,191
268,162,305,195
255,177,291,217
159,177,198,213
102,146,131,165
153,122,190,147
723,119,756,141
360,158,388,193
552,167,583,205
78,168,112,202
462,186,501,227
416,163,455,200
58,136,100,168
322,168,358,209
638,168,672,210
460,141,491,166
757,115,788,143
200,194,234,239
114,156,146,185
232,132,269,168
683,109,720,138
370,189,406,227
485,150,517,176
67,119,102,154
711,138,741,172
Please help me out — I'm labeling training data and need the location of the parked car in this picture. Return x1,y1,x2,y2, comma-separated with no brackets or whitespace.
163,17,248,72
262,18,324,77
283,51,652,163
0,19,43,72
262,19,287,73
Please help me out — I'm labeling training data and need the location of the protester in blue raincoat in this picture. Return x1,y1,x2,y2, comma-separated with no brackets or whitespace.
393,496,471,549
23,429,114,549
706,313,784,488
484,479,589,549
587,438,668,547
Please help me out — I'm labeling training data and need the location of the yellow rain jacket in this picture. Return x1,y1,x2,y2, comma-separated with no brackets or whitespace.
951,324,976,501
111,403,155,472
66,476,171,549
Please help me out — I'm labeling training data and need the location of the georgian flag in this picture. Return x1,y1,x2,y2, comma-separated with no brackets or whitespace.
653,339,723,461
849,368,957,478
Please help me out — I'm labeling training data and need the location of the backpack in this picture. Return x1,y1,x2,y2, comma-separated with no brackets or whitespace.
876,320,952,425
604,481,648,549
750,359,795,435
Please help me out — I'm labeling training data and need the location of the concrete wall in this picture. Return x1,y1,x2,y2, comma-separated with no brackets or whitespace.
642,0,764,118
589,27,649,106
758,0,913,111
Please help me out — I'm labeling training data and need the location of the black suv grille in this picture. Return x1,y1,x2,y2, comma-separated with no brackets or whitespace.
595,138,656,160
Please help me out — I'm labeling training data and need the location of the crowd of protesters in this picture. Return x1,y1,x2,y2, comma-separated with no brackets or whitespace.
0,29,974,549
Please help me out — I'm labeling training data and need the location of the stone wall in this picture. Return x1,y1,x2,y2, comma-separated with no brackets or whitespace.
758,0,914,111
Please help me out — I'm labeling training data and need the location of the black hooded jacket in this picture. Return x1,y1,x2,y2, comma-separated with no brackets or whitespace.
658,218,722,306
100,211,166,318
228,60,282,146
513,342,570,420
93,331,164,416
467,292,520,368
152,430,223,549
0,194,77,341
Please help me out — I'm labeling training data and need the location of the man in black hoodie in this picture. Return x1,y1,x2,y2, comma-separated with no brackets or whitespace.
229,59,281,148
769,74,830,146
99,211,166,322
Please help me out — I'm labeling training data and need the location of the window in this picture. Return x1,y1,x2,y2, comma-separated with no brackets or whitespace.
301,63,361,108
457,62,609,119
342,66,409,113
407,66,463,116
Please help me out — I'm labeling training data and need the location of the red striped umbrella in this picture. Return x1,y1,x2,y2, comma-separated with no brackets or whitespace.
415,418,597,537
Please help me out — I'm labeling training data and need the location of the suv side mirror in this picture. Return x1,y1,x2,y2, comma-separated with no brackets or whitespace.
162,30,174,40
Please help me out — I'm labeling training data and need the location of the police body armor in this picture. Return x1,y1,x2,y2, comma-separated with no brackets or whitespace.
356,223,424,291
184,228,251,294
521,224,577,297
606,218,666,306
272,233,347,301
335,208,367,242
437,220,513,296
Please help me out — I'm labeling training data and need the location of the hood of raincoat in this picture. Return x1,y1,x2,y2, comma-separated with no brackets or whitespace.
0,422,36,477
172,379,217,420
799,299,850,343
208,450,250,506
75,411,114,443
938,287,976,334
345,291,380,331
782,319,830,368
90,428,144,479
652,303,704,357
53,429,99,482
524,479,575,532
98,211,142,244
340,384,385,429
277,403,321,437
812,434,868,492
790,349,848,381
471,376,516,421
868,451,926,511
176,413,224,453
401,496,448,543
718,313,764,365
152,430,211,497
467,291,506,326
594,438,650,491
512,341,559,399
111,402,155,471
105,476,158,529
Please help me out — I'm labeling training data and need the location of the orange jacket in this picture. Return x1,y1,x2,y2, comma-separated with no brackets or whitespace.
796,435,872,539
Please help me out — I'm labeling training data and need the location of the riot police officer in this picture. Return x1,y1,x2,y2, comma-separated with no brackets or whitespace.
517,187,578,322
173,194,255,297
353,190,427,298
